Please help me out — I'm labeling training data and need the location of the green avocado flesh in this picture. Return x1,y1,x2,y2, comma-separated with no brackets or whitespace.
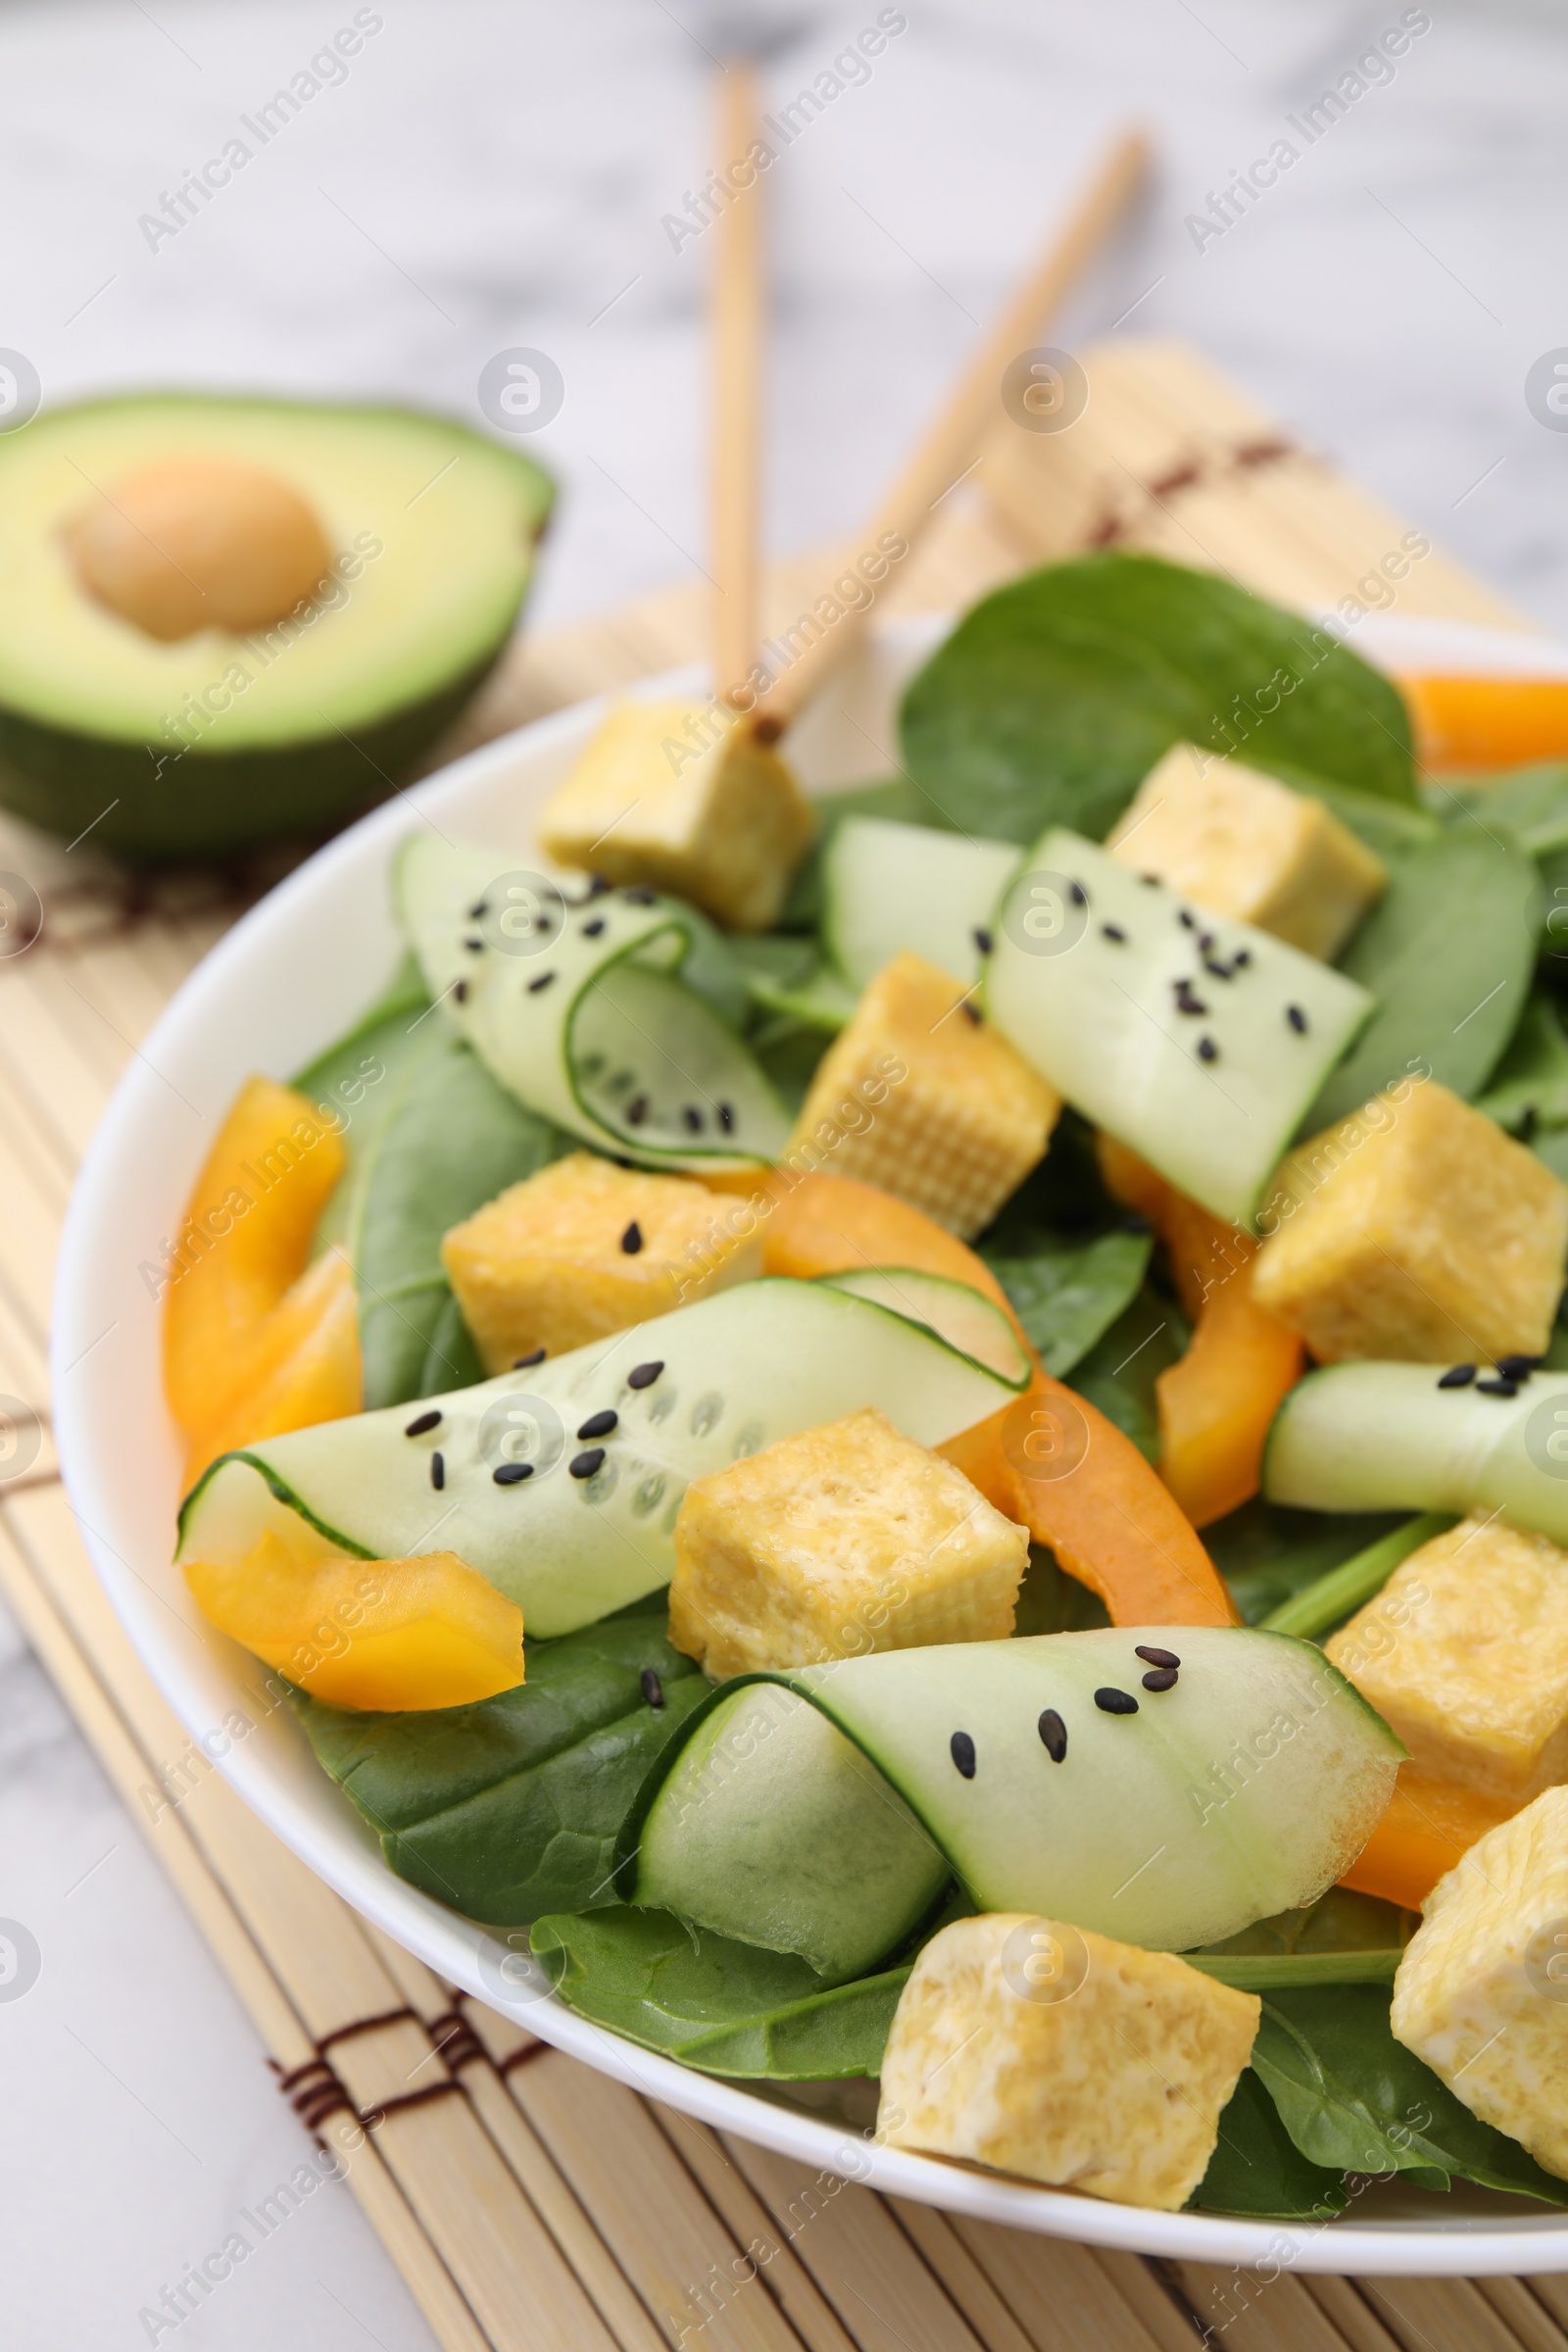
0,395,552,858
176,1279,1013,1639
623,1629,1404,1968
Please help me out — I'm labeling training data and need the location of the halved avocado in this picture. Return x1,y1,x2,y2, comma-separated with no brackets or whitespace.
0,394,553,859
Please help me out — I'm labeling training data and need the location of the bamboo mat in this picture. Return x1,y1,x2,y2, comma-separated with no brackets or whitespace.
0,336,1562,2352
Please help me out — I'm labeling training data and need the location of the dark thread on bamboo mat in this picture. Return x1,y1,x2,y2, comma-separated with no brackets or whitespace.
314,2005,416,2054
425,2010,487,2072
1088,431,1299,547
499,2041,551,2076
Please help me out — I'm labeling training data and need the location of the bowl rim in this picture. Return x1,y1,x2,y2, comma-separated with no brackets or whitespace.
50,612,1568,2276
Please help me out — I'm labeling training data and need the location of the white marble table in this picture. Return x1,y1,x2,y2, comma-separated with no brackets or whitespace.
5,0,1568,2341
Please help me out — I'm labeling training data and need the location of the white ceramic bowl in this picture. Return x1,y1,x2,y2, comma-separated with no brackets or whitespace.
53,614,1568,2274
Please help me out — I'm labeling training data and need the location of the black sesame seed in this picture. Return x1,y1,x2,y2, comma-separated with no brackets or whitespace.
586,872,613,899
1476,1377,1519,1397
527,970,557,994
405,1409,442,1438
577,1409,618,1441
1119,1210,1152,1235
494,1461,533,1485
973,926,994,955
1497,1352,1544,1380
1178,909,1196,930
683,1106,704,1133
1135,1645,1181,1668
1175,991,1208,1017
961,1001,983,1025
1233,948,1251,967
513,1347,547,1368
641,1667,664,1709
1204,959,1231,981
622,885,658,906
430,1451,445,1491
1198,932,1215,954
1102,923,1126,943
468,899,489,920
582,916,606,938
716,1102,735,1133
1140,873,1160,887
1069,881,1086,906
625,1096,649,1127
1437,1363,1476,1388
1287,1004,1308,1035
1094,1687,1139,1715
464,937,485,953
1142,1667,1179,1692
569,1447,606,1479
1197,1036,1218,1062
1038,1708,1067,1763
454,979,468,1004
621,1220,644,1254
950,1730,977,1779
627,1360,663,1390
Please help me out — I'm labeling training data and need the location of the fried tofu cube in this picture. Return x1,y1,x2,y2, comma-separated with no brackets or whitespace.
787,952,1060,1239
537,698,815,932
667,1405,1027,1678
878,1912,1259,2211
440,1152,760,1371
1107,742,1387,961
1326,1515,1568,1803
1392,1786,1568,2180
1252,1080,1568,1363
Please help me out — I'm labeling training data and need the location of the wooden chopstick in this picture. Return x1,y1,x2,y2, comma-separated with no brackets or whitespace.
755,125,1149,734
711,59,765,710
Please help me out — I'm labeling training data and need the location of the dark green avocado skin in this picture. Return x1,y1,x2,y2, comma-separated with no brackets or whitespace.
0,642,510,862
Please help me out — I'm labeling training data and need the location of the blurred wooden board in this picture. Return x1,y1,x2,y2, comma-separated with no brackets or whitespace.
0,337,1558,2351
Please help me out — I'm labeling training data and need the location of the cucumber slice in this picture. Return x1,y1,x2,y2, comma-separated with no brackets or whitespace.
176,1279,1016,1639
623,1627,1403,1959
635,1684,950,1980
822,815,1021,990
395,833,788,1173
985,830,1374,1227
1264,1361,1568,1543
818,1266,1030,1387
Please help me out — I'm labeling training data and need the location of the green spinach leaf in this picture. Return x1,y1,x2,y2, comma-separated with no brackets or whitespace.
986,1229,1152,1377
290,1600,707,1924
1063,1284,1187,1462
900,552,1415,848
729,936,858,1032
532,1905,908,2079
1428,761,1568,858
1012,1544,1112,1637
1307,818,1542,1129
1201,1497,1410,1627
1261,1513,1454,1641
1475,989,1568,1134
299,987,569,1407
1190,2068,1348,2219
1251,1986,1565,2202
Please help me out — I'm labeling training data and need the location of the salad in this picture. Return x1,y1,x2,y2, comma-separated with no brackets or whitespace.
161,550,1568,2222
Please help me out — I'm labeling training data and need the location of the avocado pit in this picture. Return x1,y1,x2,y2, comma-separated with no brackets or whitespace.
65,454,332,641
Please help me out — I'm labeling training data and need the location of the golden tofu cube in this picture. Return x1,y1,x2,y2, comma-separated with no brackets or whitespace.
441,1152,760,1371
1107,742,1387,960
668,1405,1027,1678
1252,1079,1568,1363
537,698,815,932
788,951,1060,1239
1327,1515,1568,1803
1392,1785,1568,2180
878,1912,1259,2211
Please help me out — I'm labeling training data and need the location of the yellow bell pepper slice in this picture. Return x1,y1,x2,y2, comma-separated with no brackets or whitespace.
1396,672,1568,776
164,1074,347,1433
185,1515,526,1711
182,1250,363,1491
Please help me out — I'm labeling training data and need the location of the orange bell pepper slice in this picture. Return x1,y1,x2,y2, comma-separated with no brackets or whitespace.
185,1522,526,1710
1339,1767,1518,1910
1099,1137,1304,1529
164,1075,347,1433
1396,673,1568,776
763,1170,1236,1627
182,1250,363,1490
